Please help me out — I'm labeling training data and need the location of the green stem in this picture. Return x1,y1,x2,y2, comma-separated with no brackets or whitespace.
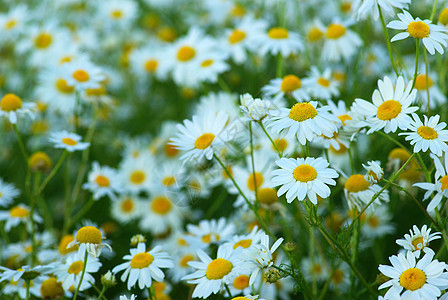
69,197,95,229
13,124,29,160
276,53,284,78
350,211,361,298
423,48,431,116
348,144,354,175
249,122,260,205
39,150,68,194
29,172,41,266
430,0,439,21
272,265,313,299
412,39,420,89
25,280,30,300
378,5,399,76
257,121,282,158
73,250,89,300
224,283,233,298
218,76,231,93
97,285,107,300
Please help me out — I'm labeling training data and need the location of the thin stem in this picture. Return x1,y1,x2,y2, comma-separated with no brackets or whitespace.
224,283,233,298
73,250,89,300
348,144,354,175
350,210,361,298
430,0,439,22
13,124,29,160
25,280,30,300
257,121,282,158
89,281,107,300
378,5,399,76
276,53,284,78
218,76,231,93
97,285,107,300
412,39,420,89
39,150,68,193
249,122,260,204
423,48,431,116
69,197,95,229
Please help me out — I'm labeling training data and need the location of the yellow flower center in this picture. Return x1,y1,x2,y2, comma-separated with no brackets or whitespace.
76,226,102,244
332,269,344,284
317,77,330,87
177,46,196,62
228,29,246,44
73,70,90,82
289,103,317,122
95,175,110,187
312,264,322,274
130,170,145,184
257,187,279,205
5,19,17,29
345,174,370,193
144,60,158,73
194,133,215,149
164,142,179,157
408,21,430,39
338,114,352,126
67,261,84,274
201,59,214,67
414,74,434,90
307,27,323,42
232,298,250,300
157,26,176,42
233,239,252,249
180,254,194,267
206,258,233,280
151,196,172,214
340,2,352,13
86,85,106,97
202,233,220,243
281,74,301,92
411,236,424,250
326,24,346,39
377,100,402,120
162,176,176,186
247,172,264,191
231,4,246,17
233,274,250,290
293,165,317,182
55,78,75,94
1,93,22,112
111,10,123,19
178,238,188,246
440,175,448,191
34,33,53,49
439,8,448,26
29,151,52,172
273,138,288,152
268,27,289,39
62,137,78,146
399,268,426,291
130,252,154,269
417,126,438,140
58,234,77,255
389,148,411,161
121,198,135,213
367,216,380,228
59,56,72,64
40,277,64,299
9,206,29,218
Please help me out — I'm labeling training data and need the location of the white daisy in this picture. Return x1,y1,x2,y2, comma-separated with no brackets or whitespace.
111,195,142,224
353,0,410,20
399,113,448,157
413,73,447,110
100,0,137,27
353,76,418,134
0,204,42,232
182,245,241,299
302,67,340,99
387,10,448,55
360,206,395,239
396,225,441,258
0,179,20,207
301,256,328,282
322,21,362,62
344,174,389,211
185,218,235,249
129,45,170,81
378,251,448,299
112,243,173,290
49,130,90,152
67,225,112,258
119,154,153,195
83,161,124,201
414,154,448,212
0,93,36,124
222,226,265,251
62,57,105,91
195,51,230,86
272,157,339,204
268,101,341,145
170,111,232,162
262,74,311,104
363,160,384,184
256,27,304,57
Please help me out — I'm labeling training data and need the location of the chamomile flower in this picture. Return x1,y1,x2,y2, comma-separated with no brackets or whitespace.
268,101,341,145
353,76,418,134
301,256,328,282
0,179,20,207
49,131,90,152
359,206,395,239
67,225,112,258
111,195,142,224
239,93,273,122
353,0,410,20
0,5,28,40
262,74,311,104
322,21,362,62
396,225,441,258
171,111,232,161
83,162,123,201
399,114,448,157
413,73,447,109
223,226,265,251
0,204,42,231
378,251,448,299
363,160,383,183
414,154,448,212
0,93,36,124
256,27,304,57
387,10,448,55
63,57,105,91
129,45,169,81
182,245,241,298
195,51,230,86
302,67,340,99
119,154,153,194
54,251,102,292
112,243,173,290
272,157,339,204
185,218,235,249
344,174,389,211
101,0,137,27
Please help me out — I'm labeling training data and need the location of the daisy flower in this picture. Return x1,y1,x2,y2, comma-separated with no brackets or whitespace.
387,10,448,55
83,161,123,200
67,225,112,258
0,179,20,207
399,113,448,157
185,218,235,249
353,0,410,20
272,157,339,204
182,245,241,298
268,101,341,145
0,204,42,231
119,154,153,195
396,225,441,258
0,5,28,41
440,8,448,27
170,111,232,162
226,271,253,297
256,27,304,57
322,21,362,62
223,226,265,251
344,174,389,211
414,154,448,212
129,45,169,81
62,57,105,91
363,160,383,183
301,256,328,282
49,130,90,152
39,277,65,299
378,251,448,299
302,67,340,99
413,73,447,109
195,51,230,86
262,74,311,103
353,76,418,134
0,93,36,124
360,206,395,239
111,195,142,224
54,251,102,292
100,0,137,27
241,233,284,285
112,243,173,290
